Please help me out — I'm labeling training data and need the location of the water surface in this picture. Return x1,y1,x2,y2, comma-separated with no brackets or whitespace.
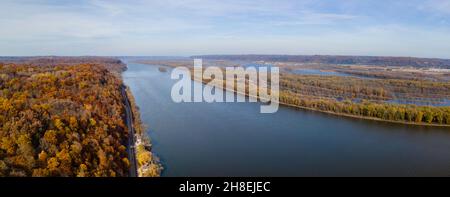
123,61,450,177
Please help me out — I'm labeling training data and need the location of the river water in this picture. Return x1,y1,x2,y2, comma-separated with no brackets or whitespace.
122,61,450,177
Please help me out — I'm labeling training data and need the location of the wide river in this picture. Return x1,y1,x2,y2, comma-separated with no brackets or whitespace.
122,61,450,177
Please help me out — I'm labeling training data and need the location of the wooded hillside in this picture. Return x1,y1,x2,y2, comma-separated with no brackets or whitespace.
0,63,130,176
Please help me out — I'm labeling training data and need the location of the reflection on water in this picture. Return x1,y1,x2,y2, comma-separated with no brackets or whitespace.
122,60,450,177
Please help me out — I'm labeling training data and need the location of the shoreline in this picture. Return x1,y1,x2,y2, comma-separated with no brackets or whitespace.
124,85,163,177
120,64,163,177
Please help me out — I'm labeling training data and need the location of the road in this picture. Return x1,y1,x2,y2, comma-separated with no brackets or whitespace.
121,86,138,177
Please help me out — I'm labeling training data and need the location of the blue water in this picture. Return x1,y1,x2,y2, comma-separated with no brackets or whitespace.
122,60,450,177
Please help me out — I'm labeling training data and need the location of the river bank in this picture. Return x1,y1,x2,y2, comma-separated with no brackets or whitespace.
124,86,163,177
120,62,163,177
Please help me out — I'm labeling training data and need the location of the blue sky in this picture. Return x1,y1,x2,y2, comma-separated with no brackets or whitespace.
1,0,450,58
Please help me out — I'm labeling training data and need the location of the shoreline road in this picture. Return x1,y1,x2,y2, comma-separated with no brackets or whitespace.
121,85,138,177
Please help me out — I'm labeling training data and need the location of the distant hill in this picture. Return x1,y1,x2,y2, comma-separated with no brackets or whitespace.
192,55,450,68
0,56,126,72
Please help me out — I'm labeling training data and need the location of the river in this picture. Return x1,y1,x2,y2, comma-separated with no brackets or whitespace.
122,61,450,177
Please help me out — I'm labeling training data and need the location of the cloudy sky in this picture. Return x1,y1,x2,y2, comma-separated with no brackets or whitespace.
1,0,450,58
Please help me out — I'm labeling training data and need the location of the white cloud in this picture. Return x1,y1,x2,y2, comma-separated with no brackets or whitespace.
0,0,449,58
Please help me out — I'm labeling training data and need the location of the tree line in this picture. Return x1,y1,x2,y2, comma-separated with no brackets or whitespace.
280,91,450,125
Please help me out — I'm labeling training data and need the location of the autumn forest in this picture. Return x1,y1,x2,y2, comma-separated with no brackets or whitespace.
0,58,159,177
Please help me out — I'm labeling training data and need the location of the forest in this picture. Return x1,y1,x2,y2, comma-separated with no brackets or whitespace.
277,73,450,125
0,56,127,73
0,60,159,177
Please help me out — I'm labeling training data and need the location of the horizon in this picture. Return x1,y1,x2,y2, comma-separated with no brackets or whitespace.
1,0,450,58
2,54,450,60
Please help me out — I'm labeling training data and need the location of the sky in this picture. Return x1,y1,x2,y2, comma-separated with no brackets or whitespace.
1,0,450,58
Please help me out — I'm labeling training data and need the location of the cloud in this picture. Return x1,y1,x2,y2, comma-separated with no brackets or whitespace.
270,12,358,26
0,0,449,58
